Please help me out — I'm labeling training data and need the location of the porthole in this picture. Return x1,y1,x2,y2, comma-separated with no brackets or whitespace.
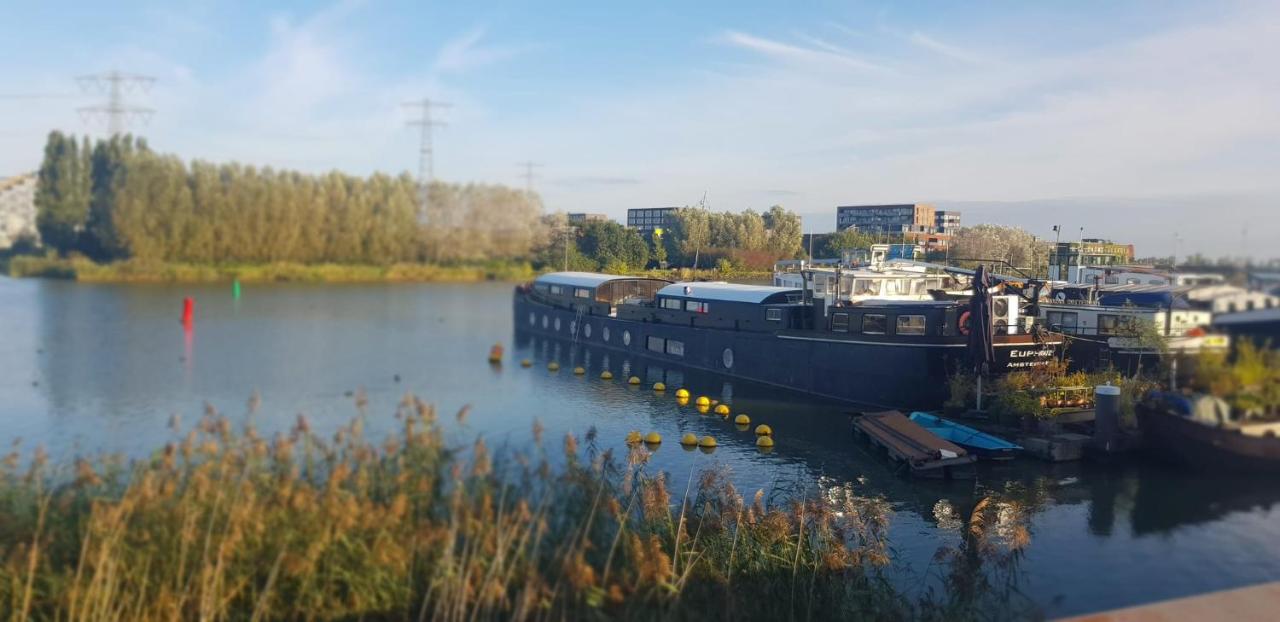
569,320,576,334
584,323,592,338
622,330,631,346
542,315,549,329
528,312,536,326
722,348,734,369
603,326,611,342
554,317,561,331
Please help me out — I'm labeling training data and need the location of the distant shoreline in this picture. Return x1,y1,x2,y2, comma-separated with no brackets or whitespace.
2,255,772,284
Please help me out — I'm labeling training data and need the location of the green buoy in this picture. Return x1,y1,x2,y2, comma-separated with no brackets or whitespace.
233,279,241,299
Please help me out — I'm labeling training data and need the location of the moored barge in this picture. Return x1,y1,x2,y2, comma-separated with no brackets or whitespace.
514,271,1063,410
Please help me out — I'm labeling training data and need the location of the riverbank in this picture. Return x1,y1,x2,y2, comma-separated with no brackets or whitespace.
0,397,1029,620
3,256,539,283
2,255,773,284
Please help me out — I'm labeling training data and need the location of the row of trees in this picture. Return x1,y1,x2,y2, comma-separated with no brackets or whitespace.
662,206,803,269
34,132,546,264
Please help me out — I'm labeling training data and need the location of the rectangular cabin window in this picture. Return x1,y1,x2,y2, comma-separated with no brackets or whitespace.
660,298,683,310
896,315,926,335
685,301,709,314
854,279,879,296
766,308,783,322
862,314,888,335
534,283,550,292
831,313,850,333
549,285,564,295
911,280,928,295
574,288,591,299
646,336,665,352
1098,314,1133,336
666,340,685,357
1046,311,1079,333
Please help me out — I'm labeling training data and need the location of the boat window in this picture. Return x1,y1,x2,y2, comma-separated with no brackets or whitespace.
549,285,564,295
1125,278,1139,285
911,280,928,295
666,340,685,357
534,283,550,292
1148,279,1162,285
862,314,888,335
882,280,902,296
646,336,665,352
853,279,879,296
1103,276,1119,285
1046,311,1078,333
831,313,850,332
574,288,591,298
766,308,782,321
660,298,682,310
1098,314,1134,336
896,315,926,335
685,301,709,314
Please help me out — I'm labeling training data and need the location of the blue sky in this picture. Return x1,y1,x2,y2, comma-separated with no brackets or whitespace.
2,0,1277,257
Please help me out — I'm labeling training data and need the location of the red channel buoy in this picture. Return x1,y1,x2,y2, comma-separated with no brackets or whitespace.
182,297,195,326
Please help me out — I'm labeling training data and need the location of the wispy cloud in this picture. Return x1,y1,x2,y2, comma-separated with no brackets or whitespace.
907,31,987,65
433,26,529,75
719,30,891,73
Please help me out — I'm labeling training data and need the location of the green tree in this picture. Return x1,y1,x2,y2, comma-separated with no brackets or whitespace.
34,131,92,254
578,221,648,272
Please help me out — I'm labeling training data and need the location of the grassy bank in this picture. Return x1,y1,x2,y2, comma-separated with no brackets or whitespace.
3,255,776,285
4,256,538,284
0,398,1032,621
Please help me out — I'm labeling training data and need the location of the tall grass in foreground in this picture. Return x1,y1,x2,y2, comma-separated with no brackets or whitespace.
0,397,1032,621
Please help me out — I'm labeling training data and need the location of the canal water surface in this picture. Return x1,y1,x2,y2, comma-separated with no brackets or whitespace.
1,277,1277,617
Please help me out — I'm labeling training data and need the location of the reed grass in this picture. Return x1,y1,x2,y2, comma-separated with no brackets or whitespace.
0,397,1031,621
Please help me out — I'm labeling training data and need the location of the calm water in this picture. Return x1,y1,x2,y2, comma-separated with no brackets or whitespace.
2,276,1278,617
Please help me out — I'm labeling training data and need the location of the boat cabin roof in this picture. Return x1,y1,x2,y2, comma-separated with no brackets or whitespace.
534,272,670,291
657,281,801,304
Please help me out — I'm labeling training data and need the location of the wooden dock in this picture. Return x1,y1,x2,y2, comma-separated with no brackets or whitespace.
852,411,977,479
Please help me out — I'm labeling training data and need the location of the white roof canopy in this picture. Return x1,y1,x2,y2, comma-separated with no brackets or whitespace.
658,281,801,303
535,272,668,290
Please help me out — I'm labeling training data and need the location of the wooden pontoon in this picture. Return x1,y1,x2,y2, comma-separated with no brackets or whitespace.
852,411,977,479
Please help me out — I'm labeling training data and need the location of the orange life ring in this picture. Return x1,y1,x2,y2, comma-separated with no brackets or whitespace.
958,310,972,335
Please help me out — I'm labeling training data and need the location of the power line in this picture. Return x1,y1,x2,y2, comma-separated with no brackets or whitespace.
517,160,543,195
402,97,451,222
76,70,156,136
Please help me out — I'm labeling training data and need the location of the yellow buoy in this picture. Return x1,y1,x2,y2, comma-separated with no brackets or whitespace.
695,396,711,407
756,435,774,448
676,396,690,406
734,414,750,425
696,403,710,414
697,435,717,448
653,382,666,392
755,424,773,436
714,404,730,416
628,376,641,385
675,388,690,399
625,430,642,445
520,359,532,368
573,366,586,375
547,362,560,371
600,370,614,380
680,433,698,446
735,423,750,432
644,431,662,444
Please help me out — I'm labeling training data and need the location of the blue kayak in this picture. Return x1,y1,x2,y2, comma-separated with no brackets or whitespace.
909,412,1022,460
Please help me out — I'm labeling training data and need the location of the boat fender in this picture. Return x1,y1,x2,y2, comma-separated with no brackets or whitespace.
958,310,972,336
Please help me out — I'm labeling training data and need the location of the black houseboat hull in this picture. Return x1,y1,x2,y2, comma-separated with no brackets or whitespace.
1137,408,1280,474
515,294,1059,411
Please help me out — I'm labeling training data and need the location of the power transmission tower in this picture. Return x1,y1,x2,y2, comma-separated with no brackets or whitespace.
517,160,543,195
403,98,451,222
76,70,155,136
